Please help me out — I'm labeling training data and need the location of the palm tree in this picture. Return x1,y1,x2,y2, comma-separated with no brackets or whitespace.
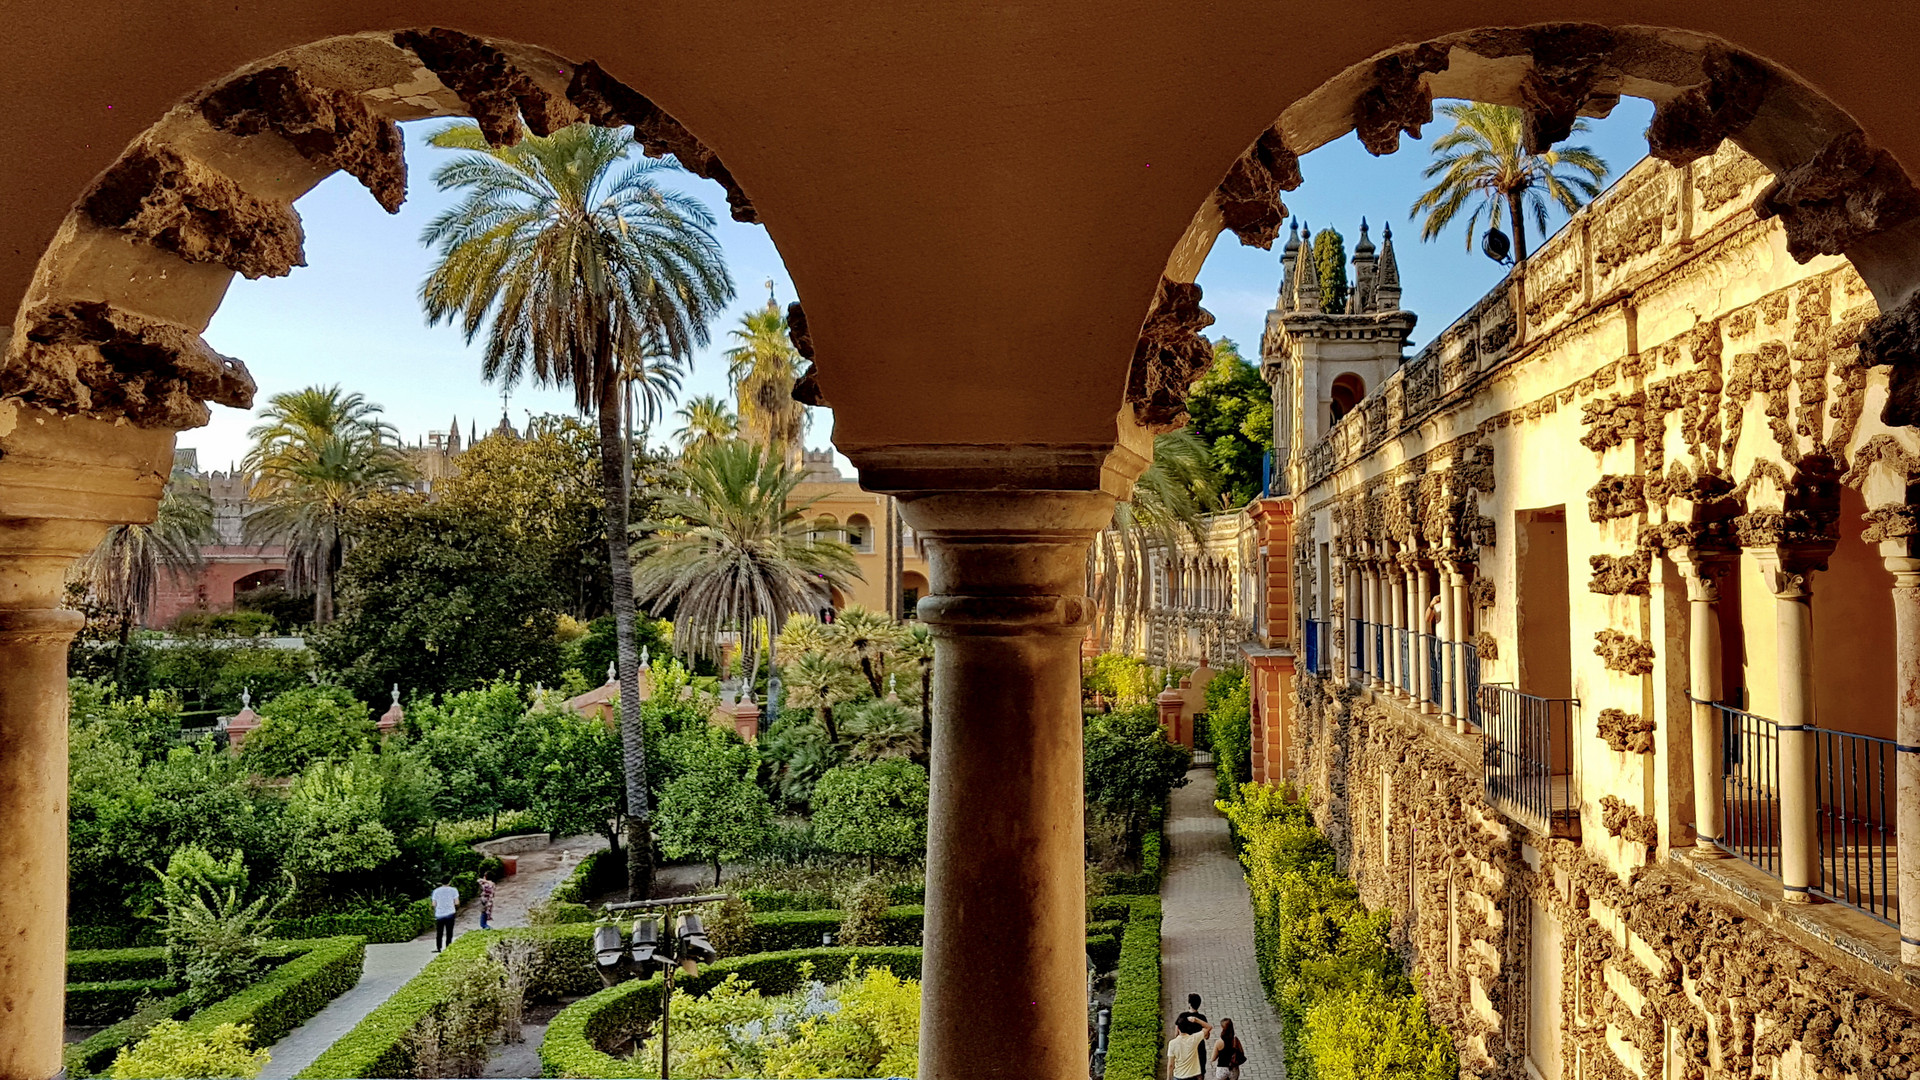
833,605,904,697
899,622,935,755
418,120,735,899
784,648,863,743
673,395,739,453
1409,102,1610,263
632,439,861,694
724,301,808,463
75,468,215,678
621,336,684,495
242,387,413,624
1090,428,1222,652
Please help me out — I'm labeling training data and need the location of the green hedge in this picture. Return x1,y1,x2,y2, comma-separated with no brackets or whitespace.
746,905,925,951
298,924,604,1079
65,979,180,1024
65,937,363,1077
65,992,194,1077
1105,895,1163,1080
271,899,433,944
67,946,168,984
68,925,164,950
735,882,924,912
1220,783,1456,1080
540,946,926,1079
550,848,626,904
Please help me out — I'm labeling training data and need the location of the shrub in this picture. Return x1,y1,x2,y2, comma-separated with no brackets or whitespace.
1205,666,1252,799
108,1019,269,1080
152,845,280,1005
1102,896,1163,1080
548,847,625,905
240,686,375,777
66,980,182,1025
1085,707,1190,851
1220,783,1456,1080
811,759,929,871
407,955,506,1078
701,896,757,955
296,926,602,1079
655,727,774,885
68,947,169,984
269,899,433,944
837,877,892,946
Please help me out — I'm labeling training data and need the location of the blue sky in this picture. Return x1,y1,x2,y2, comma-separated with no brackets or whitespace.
183,98,1658,472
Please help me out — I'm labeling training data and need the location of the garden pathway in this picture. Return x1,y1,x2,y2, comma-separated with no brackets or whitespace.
1158,765,1286,1080
256,833,607,1080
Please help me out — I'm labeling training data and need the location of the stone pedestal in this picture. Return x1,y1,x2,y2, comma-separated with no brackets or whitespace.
1158,687,1188,747
901,490,1109,1080
732,699,761,744
0,405,172,1080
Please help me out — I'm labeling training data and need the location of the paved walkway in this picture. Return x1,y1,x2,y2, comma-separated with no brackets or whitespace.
1159,766,1286,1080
257,833,608,1079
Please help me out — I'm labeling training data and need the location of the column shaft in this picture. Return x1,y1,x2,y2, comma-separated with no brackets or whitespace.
1414,564,1435,713
1440,566,1460,726
1367,564,1384,691
1678,554,1728,857
1889,559,1920,963
1765,564,1820,903
905,491,1108,1080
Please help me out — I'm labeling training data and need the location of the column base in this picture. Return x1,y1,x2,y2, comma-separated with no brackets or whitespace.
1689,840,1730,860
1783,886,1815,905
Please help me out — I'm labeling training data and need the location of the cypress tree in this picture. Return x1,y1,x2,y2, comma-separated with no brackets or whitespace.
1313,228,1350,314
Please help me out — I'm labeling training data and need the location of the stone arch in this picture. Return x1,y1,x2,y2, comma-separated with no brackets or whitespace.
844,512,873,552
1329,370,1368,424
0,29,766,431
1153,23,1920,441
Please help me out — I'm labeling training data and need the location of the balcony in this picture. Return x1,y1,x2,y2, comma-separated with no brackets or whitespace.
1478,684,1580,838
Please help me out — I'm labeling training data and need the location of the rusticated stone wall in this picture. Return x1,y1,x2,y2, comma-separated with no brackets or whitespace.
1294,672,1920,1080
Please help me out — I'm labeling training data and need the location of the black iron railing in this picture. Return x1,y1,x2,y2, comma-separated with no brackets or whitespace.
1460,647,1482,730
1479,684,1578,835
1303,619,1322,676
1350,618,1365,678
1397,628,1412,694
1424,634,1442,707
1373,621,1384,682
1714,701,1781,877
1814,727,1898,926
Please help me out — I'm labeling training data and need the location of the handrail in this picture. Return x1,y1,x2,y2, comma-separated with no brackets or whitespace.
1478,684,1579,835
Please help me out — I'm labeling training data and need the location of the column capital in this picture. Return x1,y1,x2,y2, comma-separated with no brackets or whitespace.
899,490,1113,637
1749,544,1829,599
1672,547,1736,604
1886,556,1920,589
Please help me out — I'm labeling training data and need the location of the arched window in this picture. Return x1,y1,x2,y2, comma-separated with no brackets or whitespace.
811,515,838,544
1329,372,1367,425
846,513,873,552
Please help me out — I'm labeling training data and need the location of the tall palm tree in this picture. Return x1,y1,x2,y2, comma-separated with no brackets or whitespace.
632,440,860,693
673,395,739,453
724,301,808,463
1410,102,1610,262
621,338,685,500
1090,428,1222,652
75,468,215,677
242,387,413,624
833,605,904,697
418,121,735,899
784,648,863,743
899,622,935,756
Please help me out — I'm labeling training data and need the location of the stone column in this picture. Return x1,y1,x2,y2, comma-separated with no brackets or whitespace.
1449,566,1472,732
1367,556,1385,691
1414,560,1436,714
1391,558,1411,701
901,490,1110,1080
0,406,171,1080
1754,548,1826,904
1887,555,1920,963
1675,550,1731,858
1439,557,1461,728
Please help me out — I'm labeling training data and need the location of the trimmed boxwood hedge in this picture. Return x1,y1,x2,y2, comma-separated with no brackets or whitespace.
67,925,164,950
1105,895,1164,1080
297,925,604,1079
270,899,434,944
65,978,181,1024
65,937,364,1077
540,946,926,1079
550,848,626,904
1106,818,1166,894
67,946,168,984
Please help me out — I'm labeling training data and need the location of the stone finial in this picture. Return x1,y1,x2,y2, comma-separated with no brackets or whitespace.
1293,222,1320,313
607,661,618,685
225,700,262,751
240,687,251,709
1375,222,1402,311
378,684,404,735
640,645,650,668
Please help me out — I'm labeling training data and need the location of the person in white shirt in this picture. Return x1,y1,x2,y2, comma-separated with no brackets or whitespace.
1166,1015,1212,1080
431,880,460,951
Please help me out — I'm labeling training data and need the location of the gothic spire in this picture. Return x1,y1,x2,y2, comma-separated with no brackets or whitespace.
1293,220,1320,313
1376,220,1402,311
1278,218,1300,311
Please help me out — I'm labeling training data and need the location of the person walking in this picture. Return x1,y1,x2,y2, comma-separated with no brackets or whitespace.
1175,993,1209,1077
431,879,460,951
479,874,496,930
1211,1018,1246,1080
1165,1015,1211,1080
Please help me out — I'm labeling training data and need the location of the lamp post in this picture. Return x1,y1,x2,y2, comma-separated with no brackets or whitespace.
602,893,726,1080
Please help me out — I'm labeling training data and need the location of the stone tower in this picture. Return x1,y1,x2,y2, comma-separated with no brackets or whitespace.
1260,218,1417,493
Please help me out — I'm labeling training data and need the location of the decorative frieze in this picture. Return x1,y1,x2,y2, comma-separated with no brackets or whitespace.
1599,794,1659,844
1587,474,1646,522
1594,629,1654,674
1595,708,1655,753
1588,552,1651,596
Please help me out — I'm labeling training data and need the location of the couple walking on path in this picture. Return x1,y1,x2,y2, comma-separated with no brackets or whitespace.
1166,993,1248,1080
428,874,498,951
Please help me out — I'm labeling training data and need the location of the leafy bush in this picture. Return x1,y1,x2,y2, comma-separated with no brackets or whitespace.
1220,783,1456,1080
66,979,182,1025
240,686,375,778
1105,822,1165,894
170,611,276,638
701,896,758,955
67,992,193,1078
108,1018,269,1079
1205,666,1252,800
296,926,603,1079
812,759,928,870
406,954,506,1077
655,726,774,885
1085,707,1191,850
1084,653,1159,708
1102,896,1163,1080
837,876,893,946
152,845,280,1005
548,847,624,905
